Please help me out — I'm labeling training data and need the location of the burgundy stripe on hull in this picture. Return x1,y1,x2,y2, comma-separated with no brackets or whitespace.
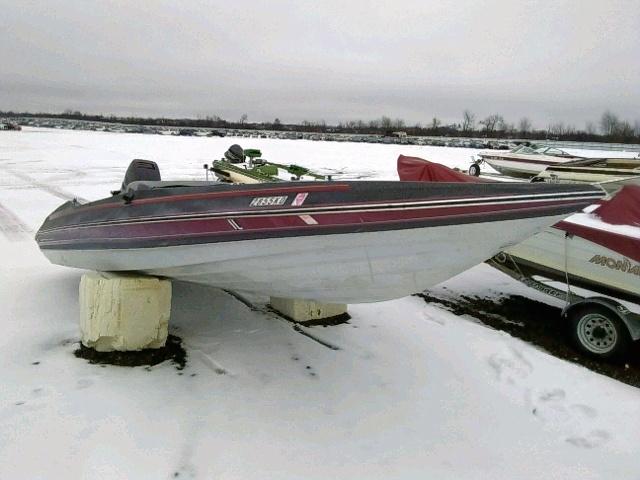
39,198,591,250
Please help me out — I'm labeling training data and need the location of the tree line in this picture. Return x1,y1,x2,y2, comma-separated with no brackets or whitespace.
2,109,639,143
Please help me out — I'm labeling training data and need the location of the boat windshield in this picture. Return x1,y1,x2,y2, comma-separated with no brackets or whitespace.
511,145,539,155
535,146,569,156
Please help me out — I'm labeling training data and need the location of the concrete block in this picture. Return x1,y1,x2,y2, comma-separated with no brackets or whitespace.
79,272,171,352
270,297,347,323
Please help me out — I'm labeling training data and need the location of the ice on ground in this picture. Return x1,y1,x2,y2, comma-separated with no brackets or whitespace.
1,128,639,479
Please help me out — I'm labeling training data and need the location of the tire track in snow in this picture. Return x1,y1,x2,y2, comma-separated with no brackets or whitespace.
0,166,85,202
0,202,33,241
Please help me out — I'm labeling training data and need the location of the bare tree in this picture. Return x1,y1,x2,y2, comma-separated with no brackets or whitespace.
616,120,634,139
502,122,516,136
600,110,619,136
585,121,597,135
518,117,532,135
496,118,509,132
547,122,565,137
479,114,503,134
393,118,406,129
240,113,248,124
378,116,392,130
431,117,441,130
462,110,475,132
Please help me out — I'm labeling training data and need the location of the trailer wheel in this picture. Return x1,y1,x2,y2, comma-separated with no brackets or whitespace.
468,163,481,177
569,306,630,359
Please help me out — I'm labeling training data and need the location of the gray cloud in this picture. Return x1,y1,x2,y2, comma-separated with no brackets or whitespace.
1,0,638,128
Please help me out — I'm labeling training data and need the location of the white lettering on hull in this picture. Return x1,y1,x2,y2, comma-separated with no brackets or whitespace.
250,196,288,207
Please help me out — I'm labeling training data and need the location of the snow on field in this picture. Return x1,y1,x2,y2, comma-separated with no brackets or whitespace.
1,128,639,479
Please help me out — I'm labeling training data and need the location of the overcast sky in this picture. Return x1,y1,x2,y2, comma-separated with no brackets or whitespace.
1,0,638,128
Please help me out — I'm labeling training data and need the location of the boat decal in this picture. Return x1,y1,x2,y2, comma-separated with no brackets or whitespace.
250,196,288,207
292,192,308,206
227,219,243,230
299,214,318,225
589,255,640,276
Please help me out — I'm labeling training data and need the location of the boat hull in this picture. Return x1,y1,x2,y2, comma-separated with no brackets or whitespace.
42,214,584,303
535,167,640,184
501,227,640,305
484,157,567,178
36,180,604,303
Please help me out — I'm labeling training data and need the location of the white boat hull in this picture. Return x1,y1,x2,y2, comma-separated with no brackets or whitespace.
44,213,577,303
485,157,567,178
503,228,639,302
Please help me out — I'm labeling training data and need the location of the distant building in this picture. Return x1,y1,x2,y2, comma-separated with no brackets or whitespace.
0,121,22,131
384,130,407,138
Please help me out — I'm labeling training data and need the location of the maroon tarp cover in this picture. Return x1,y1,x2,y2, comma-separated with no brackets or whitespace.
397,154,640,261
593,184,640,226
556,185,640,262
397,155,486,183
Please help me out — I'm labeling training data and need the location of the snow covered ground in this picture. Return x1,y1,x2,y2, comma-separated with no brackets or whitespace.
1,128,639,479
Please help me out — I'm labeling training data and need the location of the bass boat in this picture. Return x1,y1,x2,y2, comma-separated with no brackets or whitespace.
35,159,604,303
210,145,326,184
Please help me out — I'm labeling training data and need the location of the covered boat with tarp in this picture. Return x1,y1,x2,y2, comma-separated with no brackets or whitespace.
398,154,640,358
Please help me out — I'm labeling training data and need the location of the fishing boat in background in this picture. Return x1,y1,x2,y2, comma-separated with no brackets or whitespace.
35,158,603,304
210,145,326,184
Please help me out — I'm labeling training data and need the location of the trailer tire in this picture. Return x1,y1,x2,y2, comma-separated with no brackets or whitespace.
569,305,630,359
468,163,481,177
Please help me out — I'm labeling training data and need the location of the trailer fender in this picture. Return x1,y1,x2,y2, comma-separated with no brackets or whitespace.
563,297,640,341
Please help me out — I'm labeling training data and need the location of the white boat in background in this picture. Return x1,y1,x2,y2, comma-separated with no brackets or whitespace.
398,155,640,358
470,145,581,178
488,185,640,358
532,156,640,185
